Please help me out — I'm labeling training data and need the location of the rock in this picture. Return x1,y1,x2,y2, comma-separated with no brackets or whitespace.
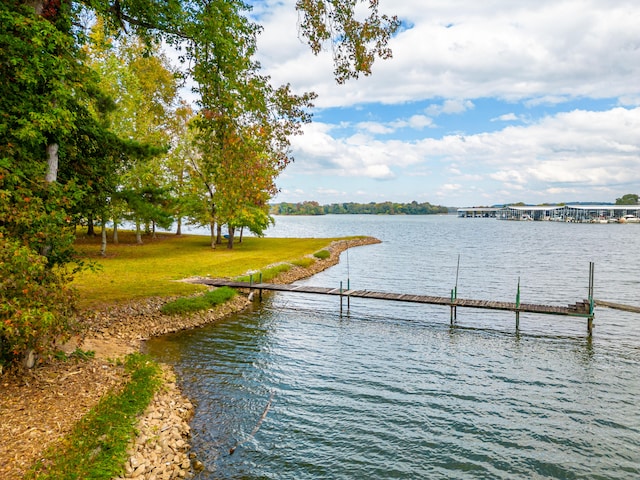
117,365,195,480
192,459,205,472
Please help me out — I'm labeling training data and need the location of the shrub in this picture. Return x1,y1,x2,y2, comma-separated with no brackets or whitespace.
291,257,316,268
0,236,77,367
160,286,237,315
235,263,292,283
313,249,331,260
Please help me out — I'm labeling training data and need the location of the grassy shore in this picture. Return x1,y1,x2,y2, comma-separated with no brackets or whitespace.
73,230,343,307
3,231,378,480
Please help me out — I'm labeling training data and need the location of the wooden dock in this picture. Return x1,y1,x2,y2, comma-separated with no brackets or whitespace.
192,278,595,332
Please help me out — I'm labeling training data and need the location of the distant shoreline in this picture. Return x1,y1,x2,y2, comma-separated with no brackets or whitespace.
270,201,452,215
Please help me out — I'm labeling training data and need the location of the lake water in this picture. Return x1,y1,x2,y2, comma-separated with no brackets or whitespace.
145,215,640,479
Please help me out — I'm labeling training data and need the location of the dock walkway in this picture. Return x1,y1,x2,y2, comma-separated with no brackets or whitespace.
194,279,592,318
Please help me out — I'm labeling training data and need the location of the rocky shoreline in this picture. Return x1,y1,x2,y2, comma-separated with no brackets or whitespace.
0,236,380,480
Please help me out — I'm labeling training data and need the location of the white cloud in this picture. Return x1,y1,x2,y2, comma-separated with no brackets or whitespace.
408,115,434,129
254,0,640,108
426,99,475,116
492,113,519,122
356,122,394,135
287,106,640,204
245,1,640,206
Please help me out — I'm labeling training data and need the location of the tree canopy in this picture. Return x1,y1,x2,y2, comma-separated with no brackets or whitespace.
0,0,399,366
615,193,639,205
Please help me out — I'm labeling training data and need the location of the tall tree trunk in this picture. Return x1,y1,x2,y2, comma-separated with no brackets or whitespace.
39,143,59,257
152,221,157,239
209,221,216,249
238,226,244,243
176,217,182,235
227,226,235,249
100,217,107,256
216,224,222,244
135,219,143,244
87,213,95,236
45,143,59,183
112,221,119,244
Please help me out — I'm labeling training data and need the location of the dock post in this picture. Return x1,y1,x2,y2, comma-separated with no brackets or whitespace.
454,286,457,321
259,272,263,301
340,281,343,314
450,288,457,325
515,277,521,331
587,262,595,336
452,254,460,324
347,278,350,310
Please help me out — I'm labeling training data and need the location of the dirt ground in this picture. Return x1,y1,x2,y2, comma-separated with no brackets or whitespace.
0,237,380,479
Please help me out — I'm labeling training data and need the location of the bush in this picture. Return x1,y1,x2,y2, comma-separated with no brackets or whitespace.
160,286,237,315
291,257,316,268
235,263,292,283
0,236,77,367
313,249,331,260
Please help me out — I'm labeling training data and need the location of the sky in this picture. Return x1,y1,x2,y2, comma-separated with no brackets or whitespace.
246,0,640,207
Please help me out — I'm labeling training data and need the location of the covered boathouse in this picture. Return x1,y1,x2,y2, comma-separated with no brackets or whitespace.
457,205,640,222
456,207,500,218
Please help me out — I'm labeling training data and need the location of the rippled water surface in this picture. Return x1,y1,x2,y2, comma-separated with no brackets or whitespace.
146,215,640,479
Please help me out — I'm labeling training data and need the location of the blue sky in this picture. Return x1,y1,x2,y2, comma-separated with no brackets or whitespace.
247,0,640,207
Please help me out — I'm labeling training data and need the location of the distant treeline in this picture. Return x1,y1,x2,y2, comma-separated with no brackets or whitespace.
270,201,451,215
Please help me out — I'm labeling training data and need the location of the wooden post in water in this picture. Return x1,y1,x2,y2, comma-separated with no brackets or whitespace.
340,281,343,314
259,272,263,301
515,277,521,331
247,274,255,302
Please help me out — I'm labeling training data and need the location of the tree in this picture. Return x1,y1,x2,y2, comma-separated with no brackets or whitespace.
85,27,179,247
165,103,197,235
296,0,400,83
615,193,639,205
1,0,398,365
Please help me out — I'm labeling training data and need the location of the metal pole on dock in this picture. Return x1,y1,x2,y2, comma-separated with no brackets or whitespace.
451,254,460,324
346,251,351,310
515,277,521,331
450,288,456,325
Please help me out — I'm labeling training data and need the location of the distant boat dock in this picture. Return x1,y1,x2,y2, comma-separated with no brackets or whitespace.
458,204,640,222
192,263,598,335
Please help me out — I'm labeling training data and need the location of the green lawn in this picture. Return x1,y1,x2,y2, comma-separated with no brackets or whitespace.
73,230,340,307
